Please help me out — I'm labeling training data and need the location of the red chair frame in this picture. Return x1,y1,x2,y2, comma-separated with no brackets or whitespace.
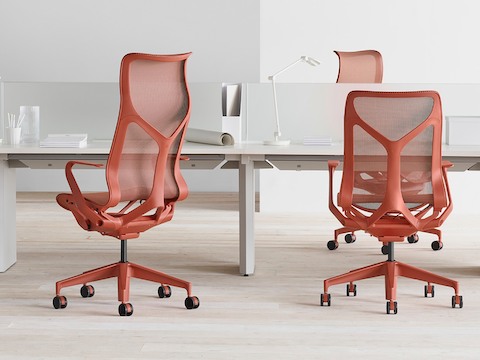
321,90,462,314
53,53,199,316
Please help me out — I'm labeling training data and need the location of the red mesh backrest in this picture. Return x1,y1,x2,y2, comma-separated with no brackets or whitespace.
339,91,444,212
335,50,383,83
107,53,190,203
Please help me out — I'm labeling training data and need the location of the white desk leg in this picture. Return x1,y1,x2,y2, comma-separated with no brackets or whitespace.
0,160,16,272
239,157,255,275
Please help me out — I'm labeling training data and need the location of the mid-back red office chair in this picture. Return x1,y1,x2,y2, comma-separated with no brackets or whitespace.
52,53,199,316
321,90,462,314
334,50,383,83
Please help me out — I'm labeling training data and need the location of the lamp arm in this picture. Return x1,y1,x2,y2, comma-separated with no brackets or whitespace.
266,56,320,144
270,76,281,139
268,58,303,79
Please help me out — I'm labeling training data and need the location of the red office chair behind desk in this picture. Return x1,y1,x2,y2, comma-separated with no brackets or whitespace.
52,52,199,316
328,69,444,252
321,90,463,314
334,50,383,83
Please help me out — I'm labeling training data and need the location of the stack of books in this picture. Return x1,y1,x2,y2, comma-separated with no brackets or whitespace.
303,136,332,146
40,134,88,148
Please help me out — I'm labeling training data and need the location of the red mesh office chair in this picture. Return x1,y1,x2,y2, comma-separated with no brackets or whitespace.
330,57,441,251
334,50,383,83
52,53,199,316
321,91,462,314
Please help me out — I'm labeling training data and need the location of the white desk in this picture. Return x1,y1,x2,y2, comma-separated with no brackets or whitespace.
1,142,480,275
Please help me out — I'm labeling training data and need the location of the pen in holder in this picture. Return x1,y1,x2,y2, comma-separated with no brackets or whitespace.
6,112,24,145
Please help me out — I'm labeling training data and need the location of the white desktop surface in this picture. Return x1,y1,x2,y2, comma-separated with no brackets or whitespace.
0,141,341,156
1,141,480,275
2,141,477,156
0,142,110,154
0,141,341,275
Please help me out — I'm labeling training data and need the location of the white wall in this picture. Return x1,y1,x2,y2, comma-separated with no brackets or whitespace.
260,0,480,83
6,0,478,84
0,0,260,83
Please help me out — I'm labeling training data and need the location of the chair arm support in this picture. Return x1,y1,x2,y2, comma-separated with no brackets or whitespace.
65,160,104,198
442,160,453,169
441,160,453,215
328,160,346,224
64,161,106,221
66,160,105,169
328,161,340,202
328,160,340,170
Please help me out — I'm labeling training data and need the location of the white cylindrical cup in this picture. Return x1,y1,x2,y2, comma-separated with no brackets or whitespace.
19,106,40,144
6,127,22,145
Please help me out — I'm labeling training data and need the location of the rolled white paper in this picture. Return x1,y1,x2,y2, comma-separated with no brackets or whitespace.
186,128,234,146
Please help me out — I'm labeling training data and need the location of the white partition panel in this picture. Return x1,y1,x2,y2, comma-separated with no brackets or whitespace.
2,82,119,140
246,83,480,145
4,81,480,198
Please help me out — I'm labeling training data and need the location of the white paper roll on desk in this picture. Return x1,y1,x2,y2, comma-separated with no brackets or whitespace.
186,128,234,146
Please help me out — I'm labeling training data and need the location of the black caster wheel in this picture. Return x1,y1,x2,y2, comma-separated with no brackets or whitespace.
346,284,357,297
53,295,68,309
327,240,339,250
118,303,134,316
381,245,389,255
424,285,435,298
158,285,172,298
320,293,331,306
386,301,398,314
431,241,443,251
185,296,200,309
80,285,95,298
407,233,419,243
345,233,356,244
452,295,463,308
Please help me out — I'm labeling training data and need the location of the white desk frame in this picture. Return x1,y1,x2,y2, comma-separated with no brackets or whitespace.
1,142,480,275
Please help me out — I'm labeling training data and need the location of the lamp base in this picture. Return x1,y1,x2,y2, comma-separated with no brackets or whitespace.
264,139,291,146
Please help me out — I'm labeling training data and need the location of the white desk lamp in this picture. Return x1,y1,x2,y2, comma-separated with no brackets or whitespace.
265,56,321,146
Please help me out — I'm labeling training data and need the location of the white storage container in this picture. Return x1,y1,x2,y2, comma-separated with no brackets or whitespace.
446,116,480,145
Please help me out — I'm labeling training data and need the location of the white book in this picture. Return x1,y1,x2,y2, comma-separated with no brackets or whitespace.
303,136,332,146
40,134,88,148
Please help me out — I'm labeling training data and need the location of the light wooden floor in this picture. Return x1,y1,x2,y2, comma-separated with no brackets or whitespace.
1,192,480,359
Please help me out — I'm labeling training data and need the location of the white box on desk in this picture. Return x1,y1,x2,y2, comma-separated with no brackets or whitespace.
222,83,243,143
446,116,480,145
222,116,242,143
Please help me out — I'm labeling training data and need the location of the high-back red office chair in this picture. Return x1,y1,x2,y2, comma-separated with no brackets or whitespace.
334,50,383,83
52,52,199,316
329,61,442,251
321,90,462,314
